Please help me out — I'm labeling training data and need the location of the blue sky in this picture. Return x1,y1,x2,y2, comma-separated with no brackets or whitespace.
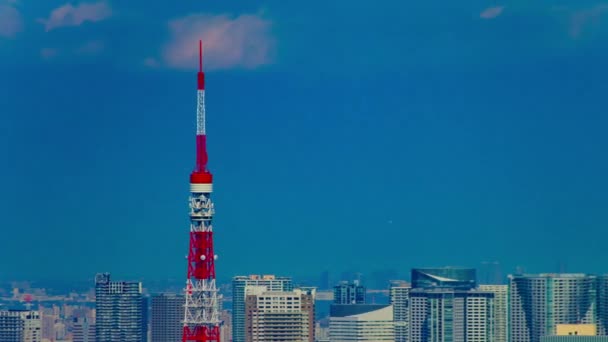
1,0,608,283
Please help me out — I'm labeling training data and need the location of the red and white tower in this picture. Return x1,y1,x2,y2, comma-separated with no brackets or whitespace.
183,41,221,342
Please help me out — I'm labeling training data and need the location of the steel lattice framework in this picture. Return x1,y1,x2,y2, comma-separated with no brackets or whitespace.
182,41,221,342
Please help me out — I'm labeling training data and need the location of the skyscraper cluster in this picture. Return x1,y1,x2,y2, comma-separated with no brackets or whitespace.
383,270,608,342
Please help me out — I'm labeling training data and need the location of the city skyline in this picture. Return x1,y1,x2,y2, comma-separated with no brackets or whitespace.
2,0,608,283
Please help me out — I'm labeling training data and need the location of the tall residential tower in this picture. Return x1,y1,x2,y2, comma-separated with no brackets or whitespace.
479,284,508,342
232,275,293,342
95,273,146,342
245,288,315,342
390,281,411,342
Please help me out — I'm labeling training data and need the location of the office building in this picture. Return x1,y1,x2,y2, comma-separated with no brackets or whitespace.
390,280,410,342
95,272,146,342
409,288,495,342
0,310,41,342
412,268,477,290
232,275,293,342
245,288,315,342
334,281,366,305
509,274,597,342
151,293,184,342
479,284,508,342
73,317,96,342
329,304,394,341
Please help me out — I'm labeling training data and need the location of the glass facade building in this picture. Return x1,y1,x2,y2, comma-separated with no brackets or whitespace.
95,273,146,342
408,267,495,342
333,281,366,305
509,274,597,342
409,289,495,342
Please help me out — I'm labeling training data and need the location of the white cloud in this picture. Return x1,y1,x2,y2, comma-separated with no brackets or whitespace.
480,6,505,19
162,12,274,70
39,1,111,31
0,3,23,38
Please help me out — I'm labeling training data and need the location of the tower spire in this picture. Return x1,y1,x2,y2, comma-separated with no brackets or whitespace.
192,40,211,183
198,40,205,90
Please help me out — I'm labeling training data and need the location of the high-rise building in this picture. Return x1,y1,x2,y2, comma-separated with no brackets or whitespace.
599,275,608,336
245,288,315,342
232,275,293,342
73,317,96,342
479,284,508,342
0,310,41,342
0,310,24,342
409,288,495,342
95,273,146,342
411,268,477,290
151,293,184,342
329,304,394,341
21,311,41,342
509,274,597,342
408,267,495,342
220,310,232,342
390,280,410,342
333,281,366,305
41,311,57,341
54,321,66,340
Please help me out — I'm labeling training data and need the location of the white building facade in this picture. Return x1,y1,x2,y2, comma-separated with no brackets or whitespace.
329,304,394,342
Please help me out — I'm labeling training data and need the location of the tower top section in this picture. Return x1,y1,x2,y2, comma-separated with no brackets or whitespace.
198,40,205,91
191,40,212,185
